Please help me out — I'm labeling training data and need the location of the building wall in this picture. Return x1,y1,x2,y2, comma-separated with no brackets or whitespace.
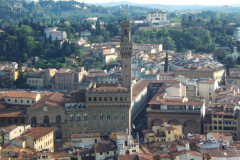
147,110,202,134
9,125,31,141
33,131,54,152
4,94,41,106
198,82,214,101
226,77,240,88
95,150,117,160
71,136,100,147
85,92,130,135
27,77,44,88
204,104,237,140
104,54,118,65
146,11,167,23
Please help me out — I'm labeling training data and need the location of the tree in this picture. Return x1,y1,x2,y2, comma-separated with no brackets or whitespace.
95,19,101,36
213,49,227,63
164,53,168,73
236,56,240,65
225,57,235,76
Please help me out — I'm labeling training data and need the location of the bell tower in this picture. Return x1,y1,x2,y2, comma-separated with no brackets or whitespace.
120,14,133,90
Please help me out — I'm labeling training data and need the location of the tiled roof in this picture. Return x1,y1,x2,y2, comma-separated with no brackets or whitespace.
0,91,39,99
132,80,150,100
24,127,56,139
208,132,229,141
203,148,240,158
0,125,17,133
31,92,65,107
94,142,117,153
118,154,139,160
0,109,26,118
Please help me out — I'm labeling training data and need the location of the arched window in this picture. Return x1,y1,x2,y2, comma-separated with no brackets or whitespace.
124,29,128,36
56,115,61,124
69,115,74,121
218,120,222,124
43,116,49,125
213,120,217,124
31,117,37,127
76,115,81,121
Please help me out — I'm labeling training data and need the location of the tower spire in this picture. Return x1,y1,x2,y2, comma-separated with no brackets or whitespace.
123,7,127,20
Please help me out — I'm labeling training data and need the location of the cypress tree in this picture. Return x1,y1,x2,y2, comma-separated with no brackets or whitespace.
164,53,168,73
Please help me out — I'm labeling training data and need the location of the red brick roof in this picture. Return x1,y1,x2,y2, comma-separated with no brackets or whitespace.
1,91,39,99
118,154,139,160
132,80,150,100
31,92,64,107
0,109,26,118
24,127,56,139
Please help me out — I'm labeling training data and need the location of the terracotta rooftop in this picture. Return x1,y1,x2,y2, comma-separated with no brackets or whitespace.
0,125,18,133
118,154,139,160
24,127,56,139
208,132,229,141
132,80,150,100
94,142,117,153
31,92,65,107
203,148,240,158
72,133,100,138
0,109,26,118
0,91,39,99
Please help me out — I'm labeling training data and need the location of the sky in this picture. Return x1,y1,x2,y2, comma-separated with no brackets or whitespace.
84,0,240,6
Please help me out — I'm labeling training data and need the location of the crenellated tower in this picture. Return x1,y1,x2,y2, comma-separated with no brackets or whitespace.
120,15,133,90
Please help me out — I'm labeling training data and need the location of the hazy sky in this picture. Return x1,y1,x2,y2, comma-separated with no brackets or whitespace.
85,0,240,5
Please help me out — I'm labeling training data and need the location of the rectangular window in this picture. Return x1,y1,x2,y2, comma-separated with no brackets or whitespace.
27,100,29,103
84,115,88,121
99,97,102,101
121,114,125,120
104,97,107,101
21,100,23,103
92,115,96,120
115,97,118,101
110,97,112,101
100,114,104,120
107,115,110,120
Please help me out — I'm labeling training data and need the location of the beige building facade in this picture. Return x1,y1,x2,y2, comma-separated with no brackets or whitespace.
1,91,41,106
175,68,225,84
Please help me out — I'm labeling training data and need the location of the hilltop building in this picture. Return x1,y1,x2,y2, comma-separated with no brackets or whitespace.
233,27,240,41
146,10,169,25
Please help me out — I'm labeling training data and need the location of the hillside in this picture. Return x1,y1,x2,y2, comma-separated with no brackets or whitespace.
0,0,151,26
